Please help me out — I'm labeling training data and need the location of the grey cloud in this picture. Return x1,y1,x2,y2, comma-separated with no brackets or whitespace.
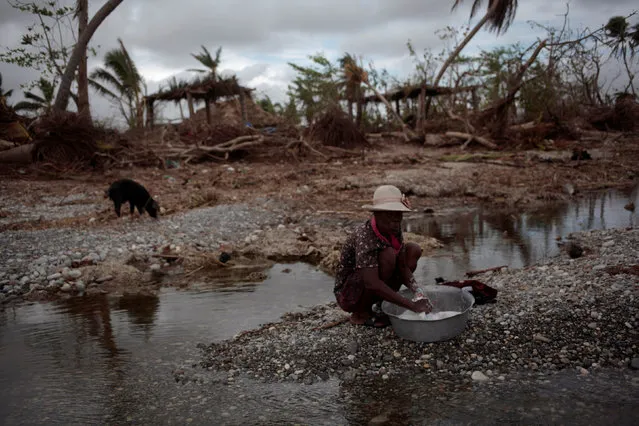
2,0,637,123
222,63,270,82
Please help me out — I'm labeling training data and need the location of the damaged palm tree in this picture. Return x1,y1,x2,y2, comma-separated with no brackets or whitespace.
342,54,419,141
425,0,519,118
339,53,366,126
90,38,145,129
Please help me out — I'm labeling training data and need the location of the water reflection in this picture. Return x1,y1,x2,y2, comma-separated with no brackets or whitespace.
115,294,160,341
405,186,637,283
339,369,638,425
0,263,335,425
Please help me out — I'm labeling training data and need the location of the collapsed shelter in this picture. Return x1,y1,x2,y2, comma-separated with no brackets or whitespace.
144,76,254,129
362,83,481,122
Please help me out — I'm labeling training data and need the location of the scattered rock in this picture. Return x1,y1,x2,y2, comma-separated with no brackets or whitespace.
533,334,551,343
62,269,82,280
368,412,390,425
471,371,489,382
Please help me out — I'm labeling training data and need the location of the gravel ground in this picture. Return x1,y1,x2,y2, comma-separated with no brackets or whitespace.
200,227,639,386
0,199,288,302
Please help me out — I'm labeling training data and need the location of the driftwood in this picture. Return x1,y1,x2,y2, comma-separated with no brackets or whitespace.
0,139,16,151
509,121,537,131
366,131,406,139
445,132,498,149
466,265,508,277
579,130,624,142
320,145,363,157
166,135,265,162
287,138,328,159
311,316,350,331
0,143,34,163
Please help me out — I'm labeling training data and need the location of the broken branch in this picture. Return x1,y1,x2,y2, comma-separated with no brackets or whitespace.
445,132,498,149
466,265,508,277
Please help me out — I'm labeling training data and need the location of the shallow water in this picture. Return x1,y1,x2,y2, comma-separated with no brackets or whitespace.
1,186,638,425
0,263,335,425
407,185,638,284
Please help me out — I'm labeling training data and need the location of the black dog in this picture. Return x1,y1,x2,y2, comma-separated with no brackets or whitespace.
106,179,159,218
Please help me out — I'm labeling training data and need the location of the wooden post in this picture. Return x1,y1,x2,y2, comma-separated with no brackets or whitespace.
146,99,155,129
239,90,248,124
395,98,400,117
417,86,425,131
471,88,479,111
186,91,195,118
205,98,212,125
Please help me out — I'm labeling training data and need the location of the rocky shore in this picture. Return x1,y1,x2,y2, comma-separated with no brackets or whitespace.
199,227,638,387
0,201,288,303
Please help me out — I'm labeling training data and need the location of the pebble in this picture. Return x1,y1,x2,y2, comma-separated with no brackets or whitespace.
471,371,489,382
533,334,551,343
630,358,639,370
60,283,71,292
62,269,82,280
368,412,390,425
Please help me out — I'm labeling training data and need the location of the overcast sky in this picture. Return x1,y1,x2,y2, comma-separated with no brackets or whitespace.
0,0,636,125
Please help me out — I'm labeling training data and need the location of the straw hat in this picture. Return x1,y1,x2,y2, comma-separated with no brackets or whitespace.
362,185,412,212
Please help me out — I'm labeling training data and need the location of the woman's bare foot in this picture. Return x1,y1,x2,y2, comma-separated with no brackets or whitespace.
349,312,369,325
349,312,390,328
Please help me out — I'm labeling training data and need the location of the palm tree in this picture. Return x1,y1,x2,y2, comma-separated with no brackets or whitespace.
423,0,518,119
13,78,56,114
75,0,91,120
189,45,223,80
433,0,518,90
605,16,638,97
339,53,366,126
90,38,145,128
53,0,124,112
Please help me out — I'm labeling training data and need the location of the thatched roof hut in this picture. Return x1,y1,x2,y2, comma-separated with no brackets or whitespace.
362,83,482,125
362,83,481,105
144,75,254,128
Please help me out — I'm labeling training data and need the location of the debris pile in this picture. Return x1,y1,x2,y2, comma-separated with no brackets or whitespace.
31,111,109,170
307,108,369,149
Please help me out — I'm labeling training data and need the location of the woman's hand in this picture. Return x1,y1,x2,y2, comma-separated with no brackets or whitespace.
410,299,433,313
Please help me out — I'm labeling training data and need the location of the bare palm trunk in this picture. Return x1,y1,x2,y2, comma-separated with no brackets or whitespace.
424,3,497,118
76,0,91,120
54,0,124,111
355,86,363,127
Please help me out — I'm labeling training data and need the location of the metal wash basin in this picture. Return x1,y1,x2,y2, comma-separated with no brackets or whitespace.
382,285,475,343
